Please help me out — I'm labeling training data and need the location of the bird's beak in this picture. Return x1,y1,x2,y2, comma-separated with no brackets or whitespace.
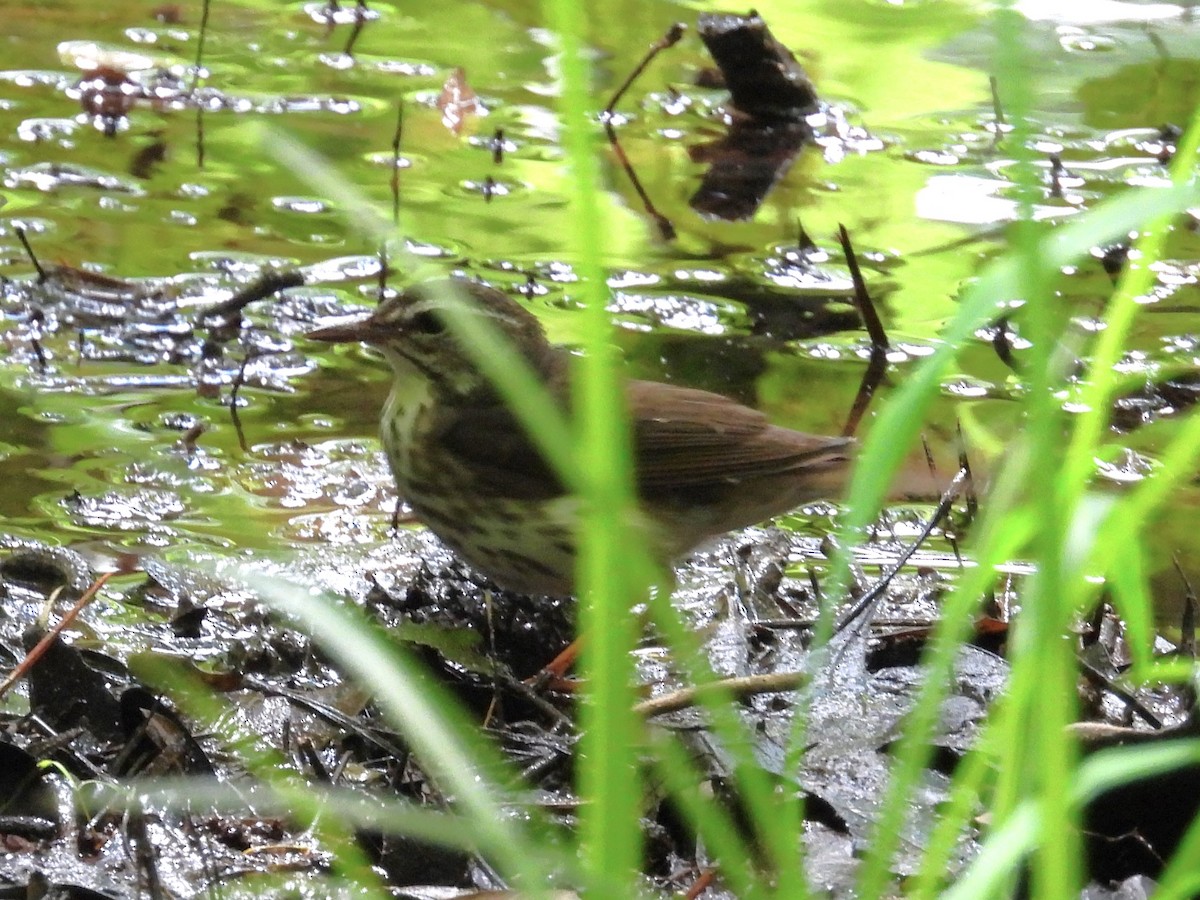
307,315,382,344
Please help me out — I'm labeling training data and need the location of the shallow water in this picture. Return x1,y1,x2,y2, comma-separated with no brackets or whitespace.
0,0,1198,622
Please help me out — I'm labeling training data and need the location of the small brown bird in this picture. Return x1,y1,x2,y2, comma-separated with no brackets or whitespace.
309,279,853,596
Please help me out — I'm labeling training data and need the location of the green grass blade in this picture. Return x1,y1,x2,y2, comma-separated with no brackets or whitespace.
943,803,1041,900
235,567,563,887
1059,109,1200,512
543,0,645,892
266,131,580,489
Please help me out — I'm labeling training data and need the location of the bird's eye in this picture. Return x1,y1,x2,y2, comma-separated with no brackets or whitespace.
409,310,445,335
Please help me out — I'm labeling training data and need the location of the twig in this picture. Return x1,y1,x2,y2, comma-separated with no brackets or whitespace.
838,224,888,351
602,23,685,241
796,217,816,254
634,669,806,718
1079,658,1162,729
390,101,404,226
683,868,718,899
229,356,254,453
192,0,211,94
835,467,969,634
604,124,674,240
190,0,211,168
196,270,305,322
14,226,46,283
841,350,887,438
343,0,369,57
0,572,114,700
603,23,686,116
956,421,978,522
989,74,1005,126
990,315,1021,373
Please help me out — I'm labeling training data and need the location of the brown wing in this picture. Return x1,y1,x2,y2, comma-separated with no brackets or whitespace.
628,380,852,493
433,379,852,500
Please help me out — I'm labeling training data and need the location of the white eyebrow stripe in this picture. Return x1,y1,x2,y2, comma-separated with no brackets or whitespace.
406,296,516,326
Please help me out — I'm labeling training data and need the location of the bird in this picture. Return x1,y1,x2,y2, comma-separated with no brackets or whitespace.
308,278,853,597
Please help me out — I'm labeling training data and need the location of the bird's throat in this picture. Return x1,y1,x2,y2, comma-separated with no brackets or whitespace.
380,362,433,490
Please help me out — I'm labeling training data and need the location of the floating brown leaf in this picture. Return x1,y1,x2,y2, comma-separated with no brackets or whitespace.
437,66,483,136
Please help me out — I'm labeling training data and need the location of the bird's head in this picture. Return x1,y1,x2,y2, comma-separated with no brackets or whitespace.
308,278,554,397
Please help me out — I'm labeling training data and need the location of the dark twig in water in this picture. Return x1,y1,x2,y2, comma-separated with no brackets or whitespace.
197,269,305,322
771,584,804,618
1099,242,1129,283
838,227,889,437
796,217,817,254
1047,153,1066,199
492,667,572,730
1148,30,1170,61
1154,122,1181,165
1176,554,1196,660
604,125,675,240
377,245,389,304
989,74,1005,126
921,434,938,483
835,466,969,634
604,22,685,116
178,422,205,454
602,23,685,242
30,335,47,372
380,104,401,302
838,225,888,352
229,356,254,453
187,805,223,890
192,0,211,94
390,101,403,226
320,0,341,38
28,308,47,371
956,422,978,522
945,530,964,570
195,107,206,170
14,226,46,283
923,432,969,565
991,316,1021,373
327,749,352,784
921,430,969,573
343,0,370,57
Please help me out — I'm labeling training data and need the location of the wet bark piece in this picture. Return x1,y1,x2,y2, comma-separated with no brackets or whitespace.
22,628,124,744
688,120,809,220
697,12,818,121
691,12,819,220
1112,370,1200,431
437,67,483,136
0,743,59,828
